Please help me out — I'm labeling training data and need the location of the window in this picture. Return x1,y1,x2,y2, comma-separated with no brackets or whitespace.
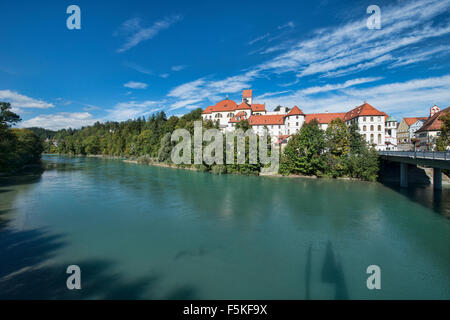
378,134,382,144
363,125,367,131
370,125,374,131
227,113,233,118
363,117,366,122
378,125,381,131
296,116,299,119
296,122,299,126
370,134,374,144
370,117,374,122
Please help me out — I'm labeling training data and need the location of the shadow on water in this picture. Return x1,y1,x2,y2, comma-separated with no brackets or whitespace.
0,219,199,299
0,174,42,188
381,183,450,217
304,244,312,300
378,161,449,217
320,241,349,300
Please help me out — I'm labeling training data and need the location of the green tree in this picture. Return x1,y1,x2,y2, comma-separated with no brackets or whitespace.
436,112,450,151
324,118,350,177
280,119,325,175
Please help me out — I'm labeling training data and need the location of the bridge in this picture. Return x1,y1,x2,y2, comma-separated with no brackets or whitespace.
378,151,450,189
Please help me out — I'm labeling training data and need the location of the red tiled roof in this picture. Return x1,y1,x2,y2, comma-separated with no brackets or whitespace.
235,102,252,110
202,106,214,114
202,99,238,113
243,89,252,98
286,105,304,116
278,134,291,144
416,107,449,133
229,111,247,123
305,113,346,124
248,114,285,126
404,117,428,126
343,103,385,121
203,98,265,114
251,104,266,112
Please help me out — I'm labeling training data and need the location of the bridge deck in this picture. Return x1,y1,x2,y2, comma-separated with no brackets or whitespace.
378,151,450,170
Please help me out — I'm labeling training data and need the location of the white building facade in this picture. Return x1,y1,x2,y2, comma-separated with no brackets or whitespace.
202,90,395,149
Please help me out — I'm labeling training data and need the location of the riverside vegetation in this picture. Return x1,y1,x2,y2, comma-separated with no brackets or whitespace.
0,102,43,175
27,106,381,181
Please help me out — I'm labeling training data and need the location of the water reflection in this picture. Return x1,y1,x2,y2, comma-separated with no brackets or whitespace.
0,156,449,299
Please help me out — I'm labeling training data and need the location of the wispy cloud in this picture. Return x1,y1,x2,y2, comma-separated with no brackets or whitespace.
21,112,98,130
106,100,161,121
389,45,450,68
167,70,258,110
124,62,152,75
248,33,270,45
277,21,295,30
124,81,148,89
116,15,183,53
258,0,450,78
0,90,54,112
171,65,187,72
300,77,382,95
166,0,450,115
256,75,450,117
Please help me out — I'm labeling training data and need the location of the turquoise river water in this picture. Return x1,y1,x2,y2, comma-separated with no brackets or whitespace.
0,155,449,299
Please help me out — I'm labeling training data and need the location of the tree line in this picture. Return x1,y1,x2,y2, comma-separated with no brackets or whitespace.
26,107,380,180
0,102,43,175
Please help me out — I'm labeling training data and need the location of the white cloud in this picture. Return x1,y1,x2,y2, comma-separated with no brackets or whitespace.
21,112,98,130
124,81,148,89
248,33,270,45
0,90,54,110
258,0,450,78
124,62,152,75
277,21,295,30
171,65,187,72
106,100,161,121
300,77,382,95
167,70,258,110
116,15,183,53
165,0,450,116
257,75,450,117
389,45,450,68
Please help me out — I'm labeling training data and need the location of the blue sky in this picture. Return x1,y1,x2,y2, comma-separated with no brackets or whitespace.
0,0,449,130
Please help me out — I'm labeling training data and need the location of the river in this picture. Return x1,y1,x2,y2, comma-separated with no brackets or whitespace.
0,155,449,299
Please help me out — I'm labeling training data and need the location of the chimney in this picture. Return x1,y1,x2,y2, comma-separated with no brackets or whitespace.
430,105,440,117
242,89,252,104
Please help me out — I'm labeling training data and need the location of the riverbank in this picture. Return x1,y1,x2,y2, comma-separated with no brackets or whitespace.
122,157,367,181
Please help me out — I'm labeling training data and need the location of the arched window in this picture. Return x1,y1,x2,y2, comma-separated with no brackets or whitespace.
370,134,374,144
378,125,381,131
378,134,382,144
370,125,374,131
363,125,367,131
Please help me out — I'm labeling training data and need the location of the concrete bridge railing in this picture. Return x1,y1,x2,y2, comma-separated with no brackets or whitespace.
378,151,450,161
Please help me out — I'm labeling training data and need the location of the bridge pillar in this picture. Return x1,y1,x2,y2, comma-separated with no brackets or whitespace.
433,168,442,190
400,163,408,188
